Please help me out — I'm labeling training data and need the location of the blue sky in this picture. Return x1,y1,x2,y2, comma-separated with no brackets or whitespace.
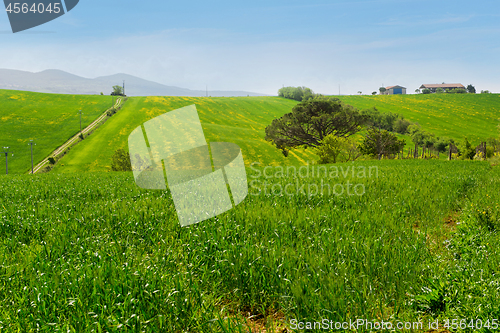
1,0,499,95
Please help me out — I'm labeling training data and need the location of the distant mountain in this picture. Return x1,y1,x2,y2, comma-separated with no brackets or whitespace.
0,69,268,97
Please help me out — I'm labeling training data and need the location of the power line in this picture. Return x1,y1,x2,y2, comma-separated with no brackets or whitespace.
28,140,36,174
2,147,12,175
78,110,83,138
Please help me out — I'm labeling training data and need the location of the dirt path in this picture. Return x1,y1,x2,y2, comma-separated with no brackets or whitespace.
31,97,124,174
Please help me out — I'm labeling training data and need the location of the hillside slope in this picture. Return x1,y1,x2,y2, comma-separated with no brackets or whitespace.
52,96,317,173
338,94,500,144
0,90,115,174
53,94,500,173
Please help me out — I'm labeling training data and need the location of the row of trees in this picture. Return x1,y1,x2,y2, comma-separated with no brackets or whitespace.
279,85,494,98
265,97,405,161
418,84,476,94
278,86,317,101
359,107,413,134
265,96,492,163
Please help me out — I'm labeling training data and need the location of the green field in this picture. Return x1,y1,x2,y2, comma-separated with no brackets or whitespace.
2,92,500,331
338,94,500,143
51,96,317,173
0,90,115,174
1,160,499,331
52,94,500,173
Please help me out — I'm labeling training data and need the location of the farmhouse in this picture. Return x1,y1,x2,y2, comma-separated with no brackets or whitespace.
419,83,465,93
382,85,406,95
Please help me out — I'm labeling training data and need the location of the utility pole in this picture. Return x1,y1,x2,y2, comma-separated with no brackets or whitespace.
28,140,35,174
78,110,83,137
2,147,11,175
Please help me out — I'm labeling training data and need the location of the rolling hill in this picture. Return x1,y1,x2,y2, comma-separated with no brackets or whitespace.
2,92,500,331
3,91,499,174
52,93,500,173
338,93,500,144
0,89,115,174
51,96,317,173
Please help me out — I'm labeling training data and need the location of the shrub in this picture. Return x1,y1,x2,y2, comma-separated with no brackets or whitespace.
459,137,476,160
487,137,500,156
359,127,406,159
486,146,495,158
314,135,360,164
393,118,412,134
422,88,431,94
360,107,399,132
448,88,467,94
408,124,436,148
111,149,132,171
434,137,453,153
106,108,117,117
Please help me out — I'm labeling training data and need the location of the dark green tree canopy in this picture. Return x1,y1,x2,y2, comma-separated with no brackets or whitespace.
467,84,476,94
359,127,406,159
111,85,124,96
265,98,368,156
278,86,315,101
111,148,132,171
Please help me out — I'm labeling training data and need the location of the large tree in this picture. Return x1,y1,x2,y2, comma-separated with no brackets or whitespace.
265,98,368,156
359,127,406,159
111,85,124,96
466,84,476,94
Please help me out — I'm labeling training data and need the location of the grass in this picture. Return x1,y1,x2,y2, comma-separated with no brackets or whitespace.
0,90,115,174
53,94,500,173
1,159,499,331
51,96,318,173
3,92,500,331
338,93,500,144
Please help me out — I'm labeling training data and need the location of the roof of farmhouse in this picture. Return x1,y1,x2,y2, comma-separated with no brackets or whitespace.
386,85,406,89
420,83,465,88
